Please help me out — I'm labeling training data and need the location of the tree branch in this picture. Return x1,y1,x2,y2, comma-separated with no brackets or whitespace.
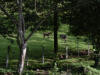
25,12,52,42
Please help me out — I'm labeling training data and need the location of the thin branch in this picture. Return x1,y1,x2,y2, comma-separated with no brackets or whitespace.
25,19,45,42
25,12,52,42
35,0,39,16
8,34,17,38
34,0,44,17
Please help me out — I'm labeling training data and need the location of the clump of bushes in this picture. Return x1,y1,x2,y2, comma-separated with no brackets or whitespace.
56,58,94,71
0,68,15,75
27,62,53,70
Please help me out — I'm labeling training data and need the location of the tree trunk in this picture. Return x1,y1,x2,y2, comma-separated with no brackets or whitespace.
18,43,27,75
87,41,90,56
42,46,45,64
66,46,68,59
6,45,10,68
25,47,29,66
6,55,9,68
17,0,26,75
25,55,29,66
54,0,58,54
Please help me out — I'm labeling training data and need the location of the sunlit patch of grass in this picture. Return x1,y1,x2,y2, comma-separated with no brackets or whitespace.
0,24,93,60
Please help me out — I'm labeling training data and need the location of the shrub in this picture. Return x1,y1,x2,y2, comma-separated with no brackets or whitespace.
27,62,53,70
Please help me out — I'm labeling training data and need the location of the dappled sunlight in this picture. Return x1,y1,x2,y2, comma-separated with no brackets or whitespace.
0,0,99,74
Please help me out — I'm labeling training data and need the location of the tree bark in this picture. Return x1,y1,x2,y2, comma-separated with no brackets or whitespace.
17,0,26,75
6,45,10,68
87,40,90,56
42,46,45,64
25,47,29,66
54,0,58,54
18,43,27,75
6,55,9,68
25,55,29,66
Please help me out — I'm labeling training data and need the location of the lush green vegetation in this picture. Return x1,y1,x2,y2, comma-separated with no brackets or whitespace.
0,0,100,75
0,25,93,59
0,25,96,75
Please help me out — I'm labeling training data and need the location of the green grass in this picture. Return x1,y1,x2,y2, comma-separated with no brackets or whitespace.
0,24,93,60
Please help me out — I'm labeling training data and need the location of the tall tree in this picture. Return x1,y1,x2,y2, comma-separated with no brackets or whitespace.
17,0,26,74
53,0,59,54
0,0,53,74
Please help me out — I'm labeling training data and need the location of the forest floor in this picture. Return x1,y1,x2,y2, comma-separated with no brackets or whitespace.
0,25,97,75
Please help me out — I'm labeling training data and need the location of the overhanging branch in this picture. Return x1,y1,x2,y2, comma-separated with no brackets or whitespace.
25,12,52,42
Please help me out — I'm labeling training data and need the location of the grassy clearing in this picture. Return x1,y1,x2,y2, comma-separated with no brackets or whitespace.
0,24,93,60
